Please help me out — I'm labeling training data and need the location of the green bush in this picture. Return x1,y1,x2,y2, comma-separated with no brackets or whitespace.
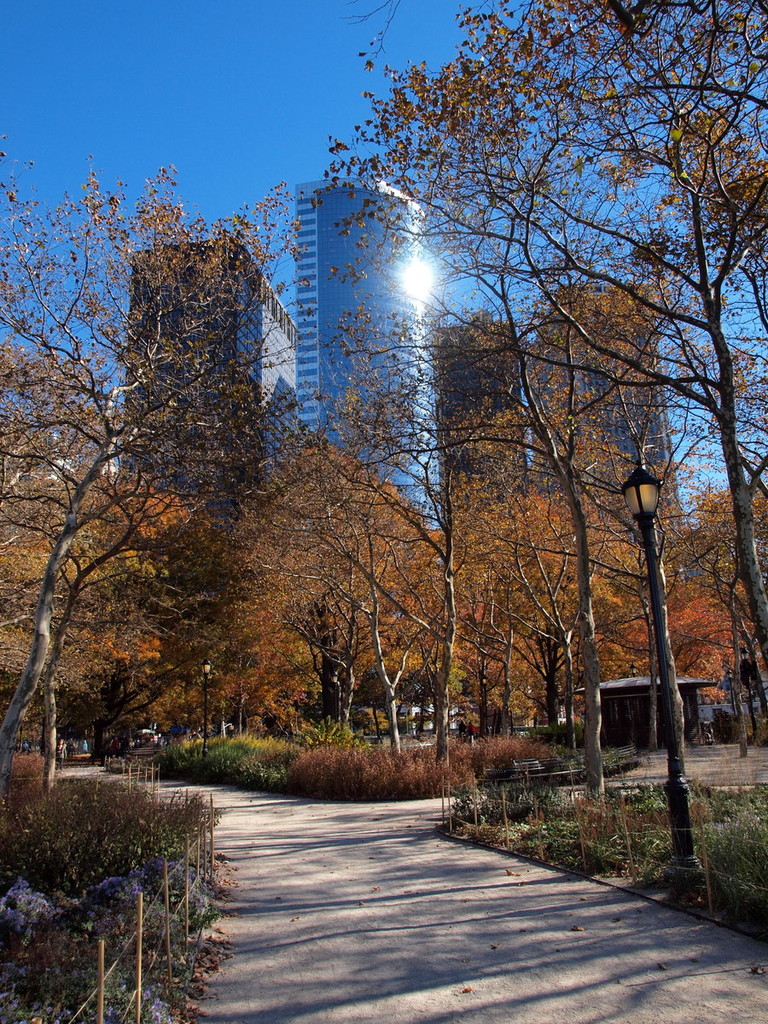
0,779,208,896
301,717,368,749
528,722,584,746
155,735,298,791
451,780,564,825
449,783,676,881
704,813,768,926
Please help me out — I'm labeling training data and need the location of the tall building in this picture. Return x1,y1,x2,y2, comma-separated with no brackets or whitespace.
130,236,296,499
294,180,417,435
433,316,523,479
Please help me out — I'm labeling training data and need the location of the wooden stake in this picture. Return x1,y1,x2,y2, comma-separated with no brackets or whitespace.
135,891,143,1024
618,797,636,883
196,820,202,879
209,795,215,879
163,859,173,985
501,790,510,850
184,837,190,944
699,822,714,914
576,802,588,872
97,938,105,1024
534,800,545,861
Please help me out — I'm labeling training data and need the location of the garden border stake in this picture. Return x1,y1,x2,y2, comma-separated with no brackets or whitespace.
698,820,714,914
619,796,636,884
96,938,104,1024
196,819,202,880
184,837,190,944
209,794,215,878
135,890,143,1024
534,799,545,861
501,790,510,850
163,858,173,985
576,801,588,872
473,785,479,828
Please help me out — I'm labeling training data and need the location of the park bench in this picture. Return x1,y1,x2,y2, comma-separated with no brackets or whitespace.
483,743,638,786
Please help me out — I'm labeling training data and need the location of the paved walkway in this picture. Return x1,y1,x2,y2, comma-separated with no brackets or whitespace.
618,743,768,787
174,785,768,1024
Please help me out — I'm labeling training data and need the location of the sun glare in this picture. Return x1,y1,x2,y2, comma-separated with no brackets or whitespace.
401,258,434,306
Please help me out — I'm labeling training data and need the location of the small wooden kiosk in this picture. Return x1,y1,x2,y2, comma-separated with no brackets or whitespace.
598,676,711,747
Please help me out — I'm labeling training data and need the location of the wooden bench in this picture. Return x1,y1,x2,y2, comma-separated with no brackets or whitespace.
483,743,638,786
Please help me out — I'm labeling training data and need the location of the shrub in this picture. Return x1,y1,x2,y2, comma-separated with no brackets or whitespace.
528,722,584,746
301,717,368,749
704,813,768,926
449,783,675,881
0,858,217,1024
7,753,45,805
0,779,208,896
154,735,298,791
288,745,474,800
461,735,556,777
452,779,564,826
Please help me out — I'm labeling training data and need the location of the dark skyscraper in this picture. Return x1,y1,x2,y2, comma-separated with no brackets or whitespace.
130,236,296,499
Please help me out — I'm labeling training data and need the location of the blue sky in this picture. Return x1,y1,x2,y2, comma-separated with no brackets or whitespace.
2,1,465,222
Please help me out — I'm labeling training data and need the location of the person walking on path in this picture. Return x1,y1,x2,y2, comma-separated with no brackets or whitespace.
178,786,768,1024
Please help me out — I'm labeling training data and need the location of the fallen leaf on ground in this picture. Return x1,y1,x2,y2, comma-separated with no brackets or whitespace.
461,986,473,993
657,963,668,970
570,925,584,932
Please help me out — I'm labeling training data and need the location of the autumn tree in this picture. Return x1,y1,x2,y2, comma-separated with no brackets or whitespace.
342,0,768,682
0,165,292,793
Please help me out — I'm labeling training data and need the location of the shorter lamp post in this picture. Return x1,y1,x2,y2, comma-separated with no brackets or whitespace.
622,465,699,871
201,659,212,759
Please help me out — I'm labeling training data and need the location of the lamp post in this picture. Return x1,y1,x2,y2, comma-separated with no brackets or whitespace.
201,659,212,759
621,465,699,871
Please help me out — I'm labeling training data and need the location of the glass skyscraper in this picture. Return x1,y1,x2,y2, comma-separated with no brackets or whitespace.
294,180,415,434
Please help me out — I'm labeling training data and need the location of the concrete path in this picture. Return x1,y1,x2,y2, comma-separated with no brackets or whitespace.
618,743,768,787
184,786,768,1024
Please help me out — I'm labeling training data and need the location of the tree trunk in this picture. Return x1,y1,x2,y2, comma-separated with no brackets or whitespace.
730,590,749,757
653,547,685,773
320,653,340,721
718,380,768,694
0,438,117,797
562,631,576,750
42,674,57,794
500,630,514,736
642,592,658,751
434,546,457,763
339,663,355,726
563,483,603,795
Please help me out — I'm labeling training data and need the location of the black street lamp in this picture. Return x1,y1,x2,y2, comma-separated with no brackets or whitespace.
621,465,699,871
201,659,212,759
